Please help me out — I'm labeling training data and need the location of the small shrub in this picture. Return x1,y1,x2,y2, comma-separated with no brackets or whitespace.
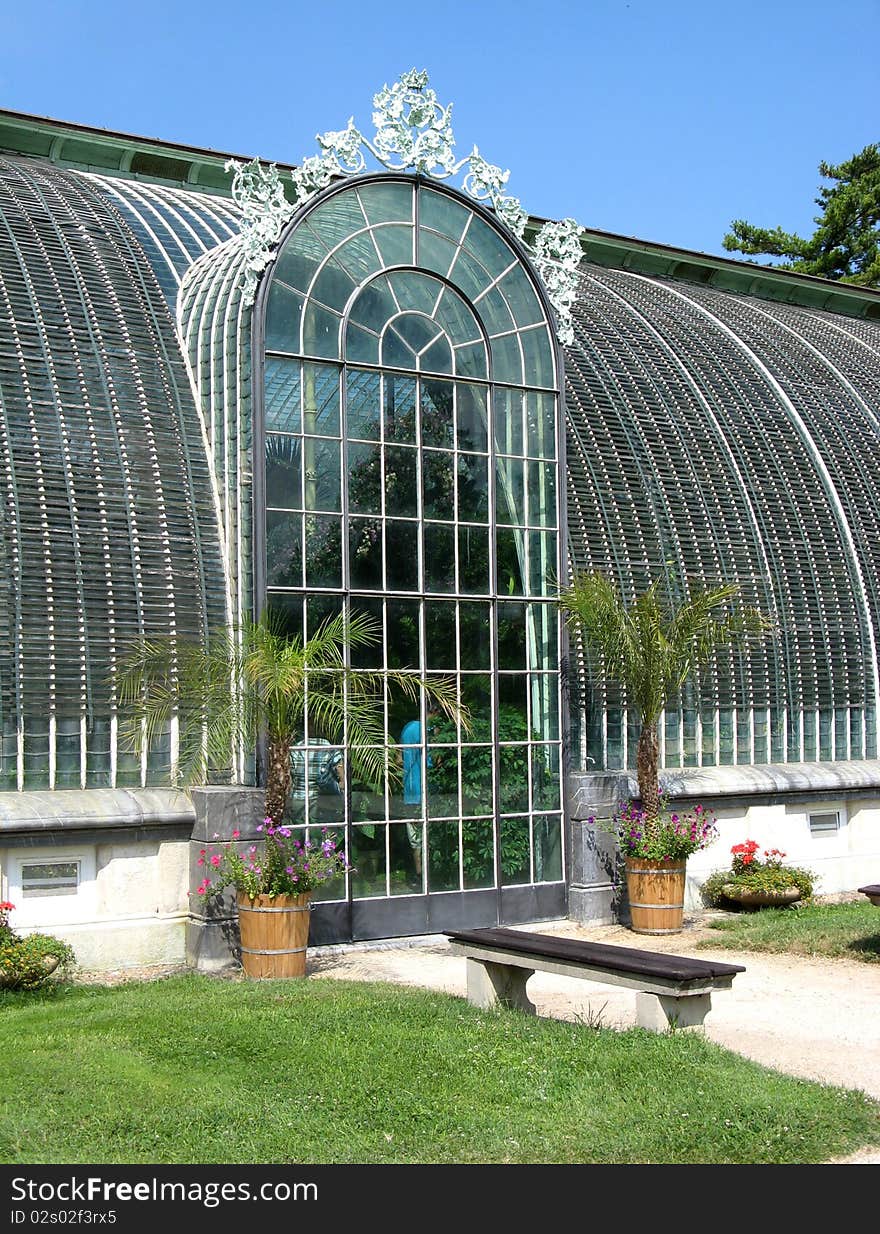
0,902,76,991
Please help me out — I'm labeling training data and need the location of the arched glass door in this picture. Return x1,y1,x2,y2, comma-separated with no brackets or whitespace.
255,174,565,941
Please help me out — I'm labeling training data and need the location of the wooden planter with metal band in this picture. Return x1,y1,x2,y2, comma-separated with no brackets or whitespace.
625,857,687,934
237,892,312,978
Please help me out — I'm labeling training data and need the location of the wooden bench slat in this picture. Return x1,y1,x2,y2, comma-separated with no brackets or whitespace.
444,927,746,982
858,885,880,896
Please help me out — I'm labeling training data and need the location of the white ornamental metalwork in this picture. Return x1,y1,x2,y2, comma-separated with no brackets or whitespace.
225,69,585,344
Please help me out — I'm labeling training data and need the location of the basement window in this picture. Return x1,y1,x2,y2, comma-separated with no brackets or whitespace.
808,811,841,836
20,860,80,898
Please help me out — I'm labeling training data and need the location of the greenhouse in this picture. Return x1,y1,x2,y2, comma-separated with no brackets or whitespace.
0,83,879,966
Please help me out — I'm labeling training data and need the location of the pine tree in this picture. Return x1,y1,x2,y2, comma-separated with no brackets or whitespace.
723,144,880,287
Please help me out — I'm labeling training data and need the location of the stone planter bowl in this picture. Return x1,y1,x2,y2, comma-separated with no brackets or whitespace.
722,884,803,907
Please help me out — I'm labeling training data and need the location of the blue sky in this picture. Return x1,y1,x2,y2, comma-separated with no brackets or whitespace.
2,0,877,259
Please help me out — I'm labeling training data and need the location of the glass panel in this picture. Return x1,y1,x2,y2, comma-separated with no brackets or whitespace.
389,313,441,354
420,334,454,375
498,744,529,815
387,270,441,315
272,245,319,297
305,514,342,588
498,676,528,739
527,531,557,596
332,231,384,283
466,214,516,280
458,602,491,670
498,602,526,669
266,284,307,352
434,286,482,347
461,819,495,889
383,374,417,443
456,385,488,453
424,599,458,670
526,391,556,459
461,674,492,729
457,453,488,523
346,369,381,440
384,446,418,516
304,747,346,824
266,511,302,587
529,674,560,741
348,275,397,331
310,256,358,314
357,181,414,226
528,602,555,671
385,522,419,591
527,462,557,526
386,599,421,669
301,302,342,359
453,341,489,379
344,323,380,366
457,526,490,594
265,357,301,432
349,517,383,589
427,744,458,819
460,745,494,815
419,188,470,243
382,327,418,371
496,458,524,525
265,435,301,509
267,592,304,639
421,379,455,448
350,823,387,899
490,333,523,385
422,450,455,521
389,823,424,895
521,326,555,388
303,438,340,511
534,815,563,882
497,528,525,595
305,593,343,638
500,816,531,885
497,267,545,328
374,224,415,267
447,245,492,301
418,228,459,279
475,285,515,336
531,745,561,810
428,821,460,891
495,388,524,456
302,363,340,436
348,443,382,514
307,193,368,248
424,524,455,592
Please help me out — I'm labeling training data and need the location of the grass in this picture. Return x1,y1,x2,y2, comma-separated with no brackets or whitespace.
697,900,880,962
1,974,878,1164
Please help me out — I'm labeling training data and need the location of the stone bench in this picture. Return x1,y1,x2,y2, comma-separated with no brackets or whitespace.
858,884,880,906
445,927,745,1032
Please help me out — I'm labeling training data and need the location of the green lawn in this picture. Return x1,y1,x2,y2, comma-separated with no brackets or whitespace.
697,900,880,961
1,975,877,1164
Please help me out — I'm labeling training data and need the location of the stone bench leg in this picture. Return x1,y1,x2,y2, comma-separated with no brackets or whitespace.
466,958,536,1014
635,991,712,1032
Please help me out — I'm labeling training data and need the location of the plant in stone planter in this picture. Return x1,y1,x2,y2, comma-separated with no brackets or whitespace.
0,901,76,990
558,571,773,933
701,840,815,909
195,821,350,977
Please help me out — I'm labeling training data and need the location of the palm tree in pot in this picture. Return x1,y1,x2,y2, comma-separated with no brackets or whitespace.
558,571,773,932
117,609,464,975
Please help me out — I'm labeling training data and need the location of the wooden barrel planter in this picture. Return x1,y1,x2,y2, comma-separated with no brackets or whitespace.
625,858,686,934
237,892,312,979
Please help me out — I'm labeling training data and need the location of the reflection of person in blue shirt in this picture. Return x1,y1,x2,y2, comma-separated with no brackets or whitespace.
399,709,435,875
